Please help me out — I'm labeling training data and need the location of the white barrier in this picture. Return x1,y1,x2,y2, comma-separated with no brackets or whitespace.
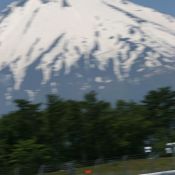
140,170,175,175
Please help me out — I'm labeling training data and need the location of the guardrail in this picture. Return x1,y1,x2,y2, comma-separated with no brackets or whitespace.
140,170,175,175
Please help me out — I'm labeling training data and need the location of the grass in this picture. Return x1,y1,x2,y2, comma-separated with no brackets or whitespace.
46,157,175,175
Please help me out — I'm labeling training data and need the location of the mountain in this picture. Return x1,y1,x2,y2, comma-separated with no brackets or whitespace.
0,0,175,113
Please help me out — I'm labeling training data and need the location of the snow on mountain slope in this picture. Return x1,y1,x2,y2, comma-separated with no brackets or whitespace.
0,0,175,91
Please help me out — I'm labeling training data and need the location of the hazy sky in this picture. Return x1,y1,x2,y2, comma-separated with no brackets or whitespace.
0,0,175,17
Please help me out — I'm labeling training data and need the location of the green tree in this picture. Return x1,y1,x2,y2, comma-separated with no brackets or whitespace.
112,100,152,155
44,95,68,163
143,87,175,126
0,140,10,174
80,91,113,161
143,87,175,154
10,139,51,175
14,99,43,140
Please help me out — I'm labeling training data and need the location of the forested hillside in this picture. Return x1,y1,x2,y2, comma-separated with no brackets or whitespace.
0,87,175,174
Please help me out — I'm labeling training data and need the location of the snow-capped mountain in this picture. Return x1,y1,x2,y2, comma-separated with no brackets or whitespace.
0,0,175,113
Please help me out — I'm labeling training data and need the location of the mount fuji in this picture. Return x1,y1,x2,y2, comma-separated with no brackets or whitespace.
0,0,175,113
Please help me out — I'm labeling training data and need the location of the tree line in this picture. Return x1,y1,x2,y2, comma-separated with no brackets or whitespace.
0,87,175,174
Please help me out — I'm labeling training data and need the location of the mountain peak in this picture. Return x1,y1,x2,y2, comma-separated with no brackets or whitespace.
0,0,175,113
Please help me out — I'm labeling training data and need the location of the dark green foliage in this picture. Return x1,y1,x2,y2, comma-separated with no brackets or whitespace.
0,87,175,174
10,139,51,174
142,87,175,153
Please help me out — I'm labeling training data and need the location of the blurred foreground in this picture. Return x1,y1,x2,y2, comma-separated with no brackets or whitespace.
2,156,175,175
